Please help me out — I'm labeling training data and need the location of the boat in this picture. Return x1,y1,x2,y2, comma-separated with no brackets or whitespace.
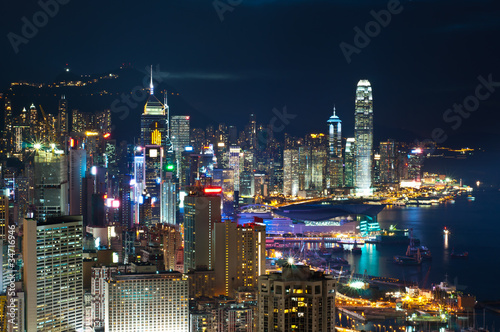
467,195,475,201
351,241,362,254
443,227,450,235
451,249,468,258
406,229,432,260
394,250,422,265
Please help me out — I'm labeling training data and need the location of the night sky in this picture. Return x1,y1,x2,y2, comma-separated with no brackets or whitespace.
1,0,500,149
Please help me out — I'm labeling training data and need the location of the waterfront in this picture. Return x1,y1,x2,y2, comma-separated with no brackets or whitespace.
342,189,500,329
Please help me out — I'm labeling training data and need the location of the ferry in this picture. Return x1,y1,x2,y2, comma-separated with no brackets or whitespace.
443,227,450,235
467,195,475,201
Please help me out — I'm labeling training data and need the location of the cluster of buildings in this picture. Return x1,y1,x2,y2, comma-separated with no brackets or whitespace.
0,73,345,331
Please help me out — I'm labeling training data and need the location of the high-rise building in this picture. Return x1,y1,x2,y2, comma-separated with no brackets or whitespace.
57,95,68,139
69,149,87,215
183,189,221,272
344,138,355,187
0,196,8,241
257,264,336,332
171,115,191,170
283,149,299,196
327,107,343,188
228,146,241,192
34,149,68,221
91,265,130,330
105,272,189,332
214,222,266,297
23,216,83,331
212,168,235,215
311,148,327,192
379,140,397,184
144,145,163,225
354,79,374,195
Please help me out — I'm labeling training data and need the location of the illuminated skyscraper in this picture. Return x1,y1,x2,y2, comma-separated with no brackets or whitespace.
257,264,336,332
214,222,265,297
283,149,299,196
379,140,397,184
228,146,241,192
327,107,343,188
23,216,83,332
34,149,68,221
171,115,191,175
144,145,163,225
57,95,68,138
354,80,373,195
69,149,87,215
344,138,355,187
183,189,221,272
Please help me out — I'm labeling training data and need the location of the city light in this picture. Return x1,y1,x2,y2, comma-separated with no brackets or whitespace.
204,187,222,194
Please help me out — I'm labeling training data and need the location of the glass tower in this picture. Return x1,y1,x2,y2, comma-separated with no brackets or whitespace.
354,80,373,195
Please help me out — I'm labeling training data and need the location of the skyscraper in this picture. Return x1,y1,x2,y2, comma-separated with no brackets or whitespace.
283,149,299,196
228,146,241,192
144,145,163,225
57,95,68,139
183,189,221,272
214,221,266,297
379,140,397,184
344,138,355,187
171,116,191,158
354,80,374,195
69,149,86,215
327,107,343,188
257,263,336,332
23,216,83,331
34,149,68,221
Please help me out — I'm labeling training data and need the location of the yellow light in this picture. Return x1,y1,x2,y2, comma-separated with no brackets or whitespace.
85,131,99,136
151,129,162,145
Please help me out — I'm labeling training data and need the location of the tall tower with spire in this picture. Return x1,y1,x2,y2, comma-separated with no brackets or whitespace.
327,106,343,188
354,80,373,196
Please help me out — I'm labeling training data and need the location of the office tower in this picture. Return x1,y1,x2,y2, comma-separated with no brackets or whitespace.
132,152,145,225
406,147,425,182
283,149,299,196
4,97,13,153
245,114,257,150
311,148,327,192
155,223,184,272
298,146,312,191
69,149,87,215
57,95,68,138
144,145,163,225
257,264,336,332
327,107,343,188
34,149,68,221
228,146,241,192
96,109,111,133
28,103,38,138
344,138,355,187
354,79,374,195
171,115,190,162
140,93,169,147
161,172,177,225
214,222,265,297
379,140,397,184
212,168,235,215
105,272,189,332
71,109,84,133
373,153,381,185
23,216,83,331
183,189,221,272
228,125,238,145
0,196,7,241
239,171,254,198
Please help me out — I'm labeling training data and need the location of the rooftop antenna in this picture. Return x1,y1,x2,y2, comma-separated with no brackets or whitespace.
149,65,154,96
164,90,169,138
333,104,337,117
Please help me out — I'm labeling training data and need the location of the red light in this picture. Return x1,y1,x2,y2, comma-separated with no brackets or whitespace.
104,194,108,199
103,133,111,138
204,187,222,194
186,116,190,120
